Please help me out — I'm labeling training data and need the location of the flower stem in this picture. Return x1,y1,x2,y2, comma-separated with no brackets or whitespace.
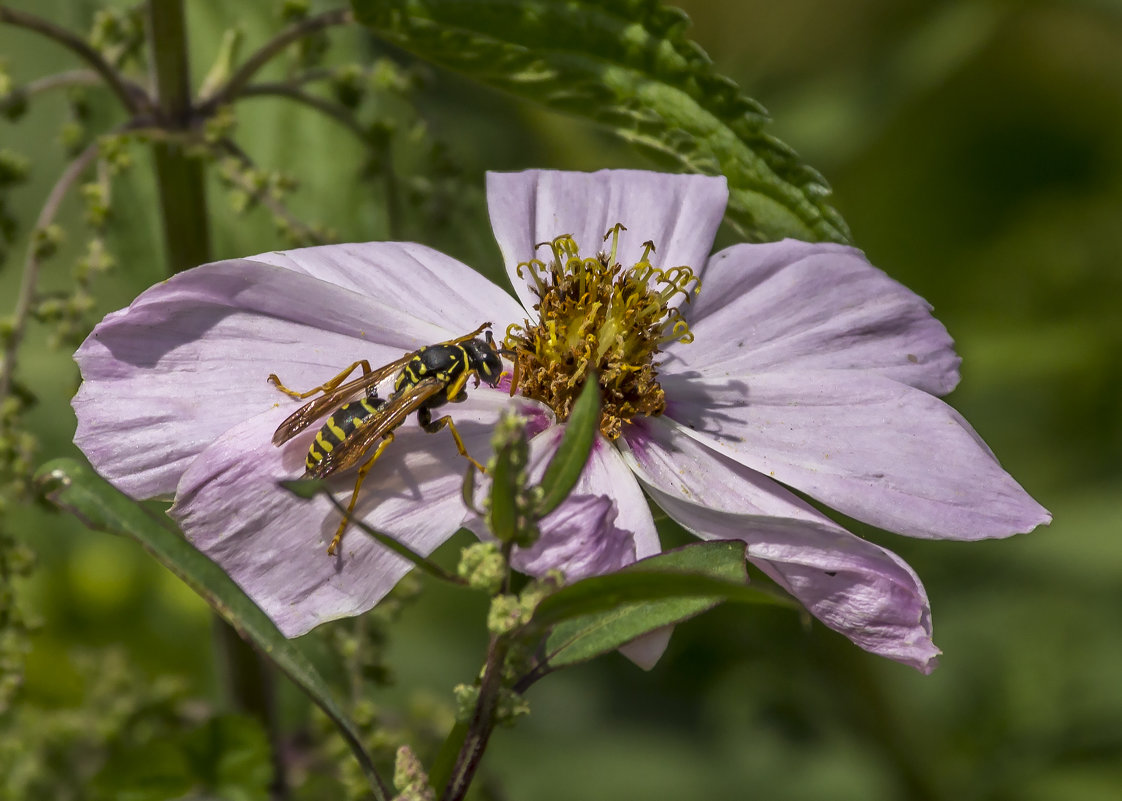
147,0,211,274
440,636,511,801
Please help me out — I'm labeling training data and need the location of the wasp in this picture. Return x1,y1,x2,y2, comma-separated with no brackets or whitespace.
268,322,507,555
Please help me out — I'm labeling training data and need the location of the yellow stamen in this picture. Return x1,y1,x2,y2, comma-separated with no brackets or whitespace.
504,225,700,439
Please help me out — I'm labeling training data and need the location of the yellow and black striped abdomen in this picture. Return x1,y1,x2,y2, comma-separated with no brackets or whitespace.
305,396,385,474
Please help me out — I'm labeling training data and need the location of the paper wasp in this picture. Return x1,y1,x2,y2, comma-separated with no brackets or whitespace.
268,322,507,555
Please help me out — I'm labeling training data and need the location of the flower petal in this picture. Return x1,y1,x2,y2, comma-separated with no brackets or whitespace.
248,241,524,334
169,389,514,637
671,240,961,395
663,370,1051,540
503,424,661,565
513,494,636,582
487,169,728,314
619,416,939,672
73,245,519,498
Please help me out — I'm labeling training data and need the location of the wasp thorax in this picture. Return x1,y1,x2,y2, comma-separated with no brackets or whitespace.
504,224,700,439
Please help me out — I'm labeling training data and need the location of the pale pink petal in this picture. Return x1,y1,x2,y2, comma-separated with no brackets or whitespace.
663,370,1051,540
73,245,518,499
513,495,636,582
573,435,661,562
487,170,728,314
618,629,674,671
670,240,960,396
502,424,661,565
248,241,524,335
619,416,939,672
170,388,514,636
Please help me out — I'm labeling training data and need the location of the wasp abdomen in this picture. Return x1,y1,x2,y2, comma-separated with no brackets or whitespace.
305,395,385,474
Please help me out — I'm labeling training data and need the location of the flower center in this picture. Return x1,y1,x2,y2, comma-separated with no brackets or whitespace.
504,224,700,439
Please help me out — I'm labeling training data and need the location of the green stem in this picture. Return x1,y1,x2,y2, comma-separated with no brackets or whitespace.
148,0,211,274
439,636,511,801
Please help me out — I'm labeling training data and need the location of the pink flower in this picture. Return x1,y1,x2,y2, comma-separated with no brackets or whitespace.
73,169,1049,672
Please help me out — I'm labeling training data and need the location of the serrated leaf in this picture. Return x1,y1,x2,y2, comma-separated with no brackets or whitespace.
352,0,851,243
35,458,389,801
533,540,790,669
536,374,600,517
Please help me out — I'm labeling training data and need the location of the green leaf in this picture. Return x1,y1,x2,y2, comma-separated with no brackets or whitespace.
534,540,790,669
36,458,389,801
351,0,851,243
536,374,600,517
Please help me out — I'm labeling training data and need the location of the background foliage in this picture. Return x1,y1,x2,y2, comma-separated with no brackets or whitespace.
1,0,1120,799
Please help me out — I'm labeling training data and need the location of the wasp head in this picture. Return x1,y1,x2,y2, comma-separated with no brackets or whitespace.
464,335,506,386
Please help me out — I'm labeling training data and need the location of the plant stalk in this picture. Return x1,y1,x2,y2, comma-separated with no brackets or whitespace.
148,0,211,274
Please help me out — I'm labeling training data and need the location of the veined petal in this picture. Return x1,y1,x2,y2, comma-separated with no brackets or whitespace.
663,370,1051,540
619,416,939,672
671,240,960,396
487,169,728,314
73,245,517,499
169,389,512,637
248,241,524,335
513,494,636,582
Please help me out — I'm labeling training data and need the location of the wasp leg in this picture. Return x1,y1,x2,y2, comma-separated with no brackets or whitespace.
269,360,373,400
327,431,395,556
418,407,485,473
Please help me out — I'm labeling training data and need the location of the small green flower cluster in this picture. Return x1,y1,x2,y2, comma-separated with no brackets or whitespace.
88,5,146,70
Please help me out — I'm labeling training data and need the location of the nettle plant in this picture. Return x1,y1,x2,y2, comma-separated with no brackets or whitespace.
2,2,1047,800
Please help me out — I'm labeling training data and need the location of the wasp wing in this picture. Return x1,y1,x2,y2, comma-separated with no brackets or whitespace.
305,377,445,478
271,355,413,446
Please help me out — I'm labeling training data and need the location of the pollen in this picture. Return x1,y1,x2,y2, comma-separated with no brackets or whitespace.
504,224,700,439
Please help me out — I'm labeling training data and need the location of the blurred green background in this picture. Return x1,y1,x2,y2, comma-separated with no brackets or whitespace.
2,1,1120,799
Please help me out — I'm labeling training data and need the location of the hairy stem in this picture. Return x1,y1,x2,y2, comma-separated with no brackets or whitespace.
0,6,149,114
199,7,353,113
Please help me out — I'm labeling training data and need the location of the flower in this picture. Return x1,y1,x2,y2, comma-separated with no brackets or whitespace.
73,169,1050,673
